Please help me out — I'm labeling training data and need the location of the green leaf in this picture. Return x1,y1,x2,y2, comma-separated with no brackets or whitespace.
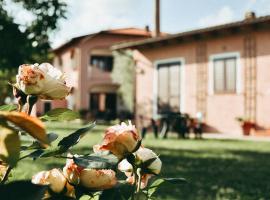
0,104,17,111
40,108,80,121
27,149,45,160
147,178,165,197
33,123,95,159
58,122,96,149
99,182,133,200
163,178,187,185
134,191,148,200
0,125,20,167
21,133,58,151
0,180,48,200
39,146,65,158
74,153,118,170
147,177,187,197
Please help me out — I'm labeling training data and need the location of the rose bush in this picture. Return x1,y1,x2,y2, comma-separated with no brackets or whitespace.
0,62,186,200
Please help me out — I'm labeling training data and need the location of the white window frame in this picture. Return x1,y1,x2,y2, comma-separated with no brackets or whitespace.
153,57,185,117
208,52,242,95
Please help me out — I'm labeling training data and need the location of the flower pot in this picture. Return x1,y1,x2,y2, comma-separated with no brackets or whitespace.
242,122,254,136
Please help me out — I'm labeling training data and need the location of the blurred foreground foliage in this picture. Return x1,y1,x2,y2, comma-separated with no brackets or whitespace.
0,69,16,104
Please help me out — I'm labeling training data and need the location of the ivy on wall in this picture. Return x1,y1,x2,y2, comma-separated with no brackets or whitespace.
112,50,135,113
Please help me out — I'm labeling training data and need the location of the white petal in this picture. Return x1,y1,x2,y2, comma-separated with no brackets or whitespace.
118,159,133,172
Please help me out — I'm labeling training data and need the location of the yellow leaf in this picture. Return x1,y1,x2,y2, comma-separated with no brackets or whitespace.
0,111,48,145
0,125,20,167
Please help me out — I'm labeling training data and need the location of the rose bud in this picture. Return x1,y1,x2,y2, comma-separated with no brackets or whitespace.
96,121,141,159
80,169,117,190
16,63,71,100
32,169,67,193
63,154,83,185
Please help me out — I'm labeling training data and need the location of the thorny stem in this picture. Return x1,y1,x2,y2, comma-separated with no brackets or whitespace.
1,166,12,184
54,155,74,159
136,168,142,193
131,166,138,200
19,154,30,161
0,145,34,185
1,152,38,184
26,95,38,115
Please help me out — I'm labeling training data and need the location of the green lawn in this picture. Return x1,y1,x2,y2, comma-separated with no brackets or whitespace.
11,122,270,200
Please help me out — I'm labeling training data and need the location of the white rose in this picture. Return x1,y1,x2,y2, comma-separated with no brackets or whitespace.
32,169,67,193
135,147,162,175
118,147,162,189
16,63,71,99
118,159,133,173
80,169,117,190
119,147,162,175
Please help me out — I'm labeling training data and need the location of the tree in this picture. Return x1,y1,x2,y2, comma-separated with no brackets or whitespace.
0,0,67,69
0,0,67,104
0,7,29,69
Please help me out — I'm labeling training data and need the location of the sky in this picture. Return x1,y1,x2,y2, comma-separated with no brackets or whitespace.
5,0,270,48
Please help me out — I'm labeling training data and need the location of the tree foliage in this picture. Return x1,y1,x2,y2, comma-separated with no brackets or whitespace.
0,0,67,69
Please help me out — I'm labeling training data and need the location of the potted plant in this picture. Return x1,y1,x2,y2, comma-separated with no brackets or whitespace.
236,117,255,136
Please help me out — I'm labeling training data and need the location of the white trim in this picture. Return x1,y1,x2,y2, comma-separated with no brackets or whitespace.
208,52,242,95
153,57,185,118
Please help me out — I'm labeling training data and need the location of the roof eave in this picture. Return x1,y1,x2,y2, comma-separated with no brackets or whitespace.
112,15,270,50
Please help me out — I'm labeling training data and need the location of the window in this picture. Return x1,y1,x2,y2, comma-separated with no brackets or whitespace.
44,102,51,113
157,61,181,114
90,56,113,72
213,57,236,93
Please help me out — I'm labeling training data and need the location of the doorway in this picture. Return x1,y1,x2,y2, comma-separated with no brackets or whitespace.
90,93,117,120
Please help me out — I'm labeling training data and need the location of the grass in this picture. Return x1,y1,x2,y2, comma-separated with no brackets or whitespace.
10,122,270,200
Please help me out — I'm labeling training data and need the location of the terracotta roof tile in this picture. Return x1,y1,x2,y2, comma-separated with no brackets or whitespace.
52,27,161,53
112,14,270,50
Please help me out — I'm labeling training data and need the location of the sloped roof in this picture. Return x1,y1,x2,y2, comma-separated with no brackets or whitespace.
112,14,270,50
52,27,153,53
105,28,153,36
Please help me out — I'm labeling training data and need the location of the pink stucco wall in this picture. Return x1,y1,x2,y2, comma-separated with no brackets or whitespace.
78,33,152,110
35,32,150,114
133,30,270,134
256,31,270,128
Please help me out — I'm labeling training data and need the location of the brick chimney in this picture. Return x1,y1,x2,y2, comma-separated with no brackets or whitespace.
153,0,160,37
245,11,256,20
